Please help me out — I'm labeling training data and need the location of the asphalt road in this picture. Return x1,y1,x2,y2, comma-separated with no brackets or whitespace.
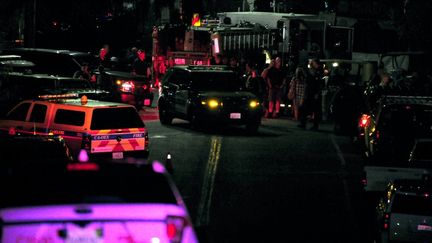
141,107,376,243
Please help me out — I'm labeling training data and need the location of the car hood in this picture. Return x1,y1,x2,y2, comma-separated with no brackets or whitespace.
197,91,257,99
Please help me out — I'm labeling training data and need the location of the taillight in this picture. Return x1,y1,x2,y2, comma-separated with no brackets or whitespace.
121,81,135,92
67,162,99,171
8,127,16,136
359,114,370,128
143,84,148,90
81,134,91,150
166,216,186,243
383,213,390,230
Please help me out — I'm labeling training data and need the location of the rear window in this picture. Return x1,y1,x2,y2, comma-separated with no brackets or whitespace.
0,167,177,207
379,105,432,134
392,193,432,216
91,107,144,130
54,109,85,126
411,141,432,162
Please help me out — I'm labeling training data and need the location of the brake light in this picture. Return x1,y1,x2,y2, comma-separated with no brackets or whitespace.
8,127,16,136
166,216,186,243
121,81,135,92
359,114,370,128
67,162,99,171
383,213,390,230
143,84,148,90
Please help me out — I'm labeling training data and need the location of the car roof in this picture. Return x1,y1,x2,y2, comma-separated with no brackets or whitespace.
379,95,432,107
30,98,134,108
392,179,432,194
3,48,91,57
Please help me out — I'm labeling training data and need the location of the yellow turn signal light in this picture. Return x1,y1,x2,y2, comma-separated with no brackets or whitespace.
249,101,259,108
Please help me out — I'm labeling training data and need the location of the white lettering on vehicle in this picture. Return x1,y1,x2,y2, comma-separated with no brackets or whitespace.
94,135,110,140
133,133,143,138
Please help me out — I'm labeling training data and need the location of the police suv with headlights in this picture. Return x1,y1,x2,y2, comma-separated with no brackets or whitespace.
158,65,262,133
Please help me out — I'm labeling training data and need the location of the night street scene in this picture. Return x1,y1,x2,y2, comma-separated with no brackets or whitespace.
1,0,432,242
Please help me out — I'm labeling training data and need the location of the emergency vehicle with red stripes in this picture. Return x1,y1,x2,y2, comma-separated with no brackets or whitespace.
0,94,149,160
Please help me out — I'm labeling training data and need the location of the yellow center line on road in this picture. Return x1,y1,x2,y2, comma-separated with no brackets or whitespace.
196,136,222,227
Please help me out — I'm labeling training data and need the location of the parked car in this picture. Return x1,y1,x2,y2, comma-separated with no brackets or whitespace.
361,96,432,192
94,69,154,110
361,95,432,161
0,48,97,77
0,95,149,160
0,54,35,74
0,134,73,170
0,160,198,243
1,48,153,109
375,178,432,243
158,65,262,133
0,73,115,116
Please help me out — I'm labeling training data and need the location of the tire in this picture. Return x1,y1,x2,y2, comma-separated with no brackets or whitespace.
159,101,173,125
246,122,260,134
189,112,202,130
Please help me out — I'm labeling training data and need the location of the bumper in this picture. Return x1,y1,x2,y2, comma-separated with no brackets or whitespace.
88,149,149,161
120,92,154,106
195,107,262,125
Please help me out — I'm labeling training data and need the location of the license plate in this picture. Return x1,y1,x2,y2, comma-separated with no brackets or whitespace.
230,113,241,119
67,228,101,243
112,152,124,159
418,225,432,231
144,99,151,106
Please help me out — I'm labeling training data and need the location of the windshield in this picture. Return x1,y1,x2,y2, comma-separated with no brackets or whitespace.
379,105,432,136
392,193,432,216
190,72,242,92
0,167,177,207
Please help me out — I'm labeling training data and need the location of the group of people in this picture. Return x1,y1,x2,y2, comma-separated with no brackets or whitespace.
73,45,152,86
241,57,324,130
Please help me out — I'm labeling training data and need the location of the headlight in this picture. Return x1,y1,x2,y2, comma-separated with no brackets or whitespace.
208,99,219,108
202,99,220,108
249,100,259,108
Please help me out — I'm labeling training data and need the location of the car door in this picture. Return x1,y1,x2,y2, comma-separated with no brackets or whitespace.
174,71,190,115
0,102,32,135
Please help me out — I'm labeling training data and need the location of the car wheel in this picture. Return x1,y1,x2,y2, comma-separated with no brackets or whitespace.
246,122,259,134
159,102,173,125
189,112,202,130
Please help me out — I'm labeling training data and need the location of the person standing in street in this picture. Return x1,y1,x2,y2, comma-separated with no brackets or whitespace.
265,57,286,118
303,58,324,130
289,66,307,122
132,49,151,78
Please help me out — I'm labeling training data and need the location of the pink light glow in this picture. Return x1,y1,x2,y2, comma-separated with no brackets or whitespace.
78,149,89,162
152,161,165,173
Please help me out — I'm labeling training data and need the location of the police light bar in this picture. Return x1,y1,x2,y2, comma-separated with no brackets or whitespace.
38,93,79,99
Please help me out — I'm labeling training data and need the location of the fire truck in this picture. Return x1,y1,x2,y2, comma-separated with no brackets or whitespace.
151,22,276,85
151,11,354,84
